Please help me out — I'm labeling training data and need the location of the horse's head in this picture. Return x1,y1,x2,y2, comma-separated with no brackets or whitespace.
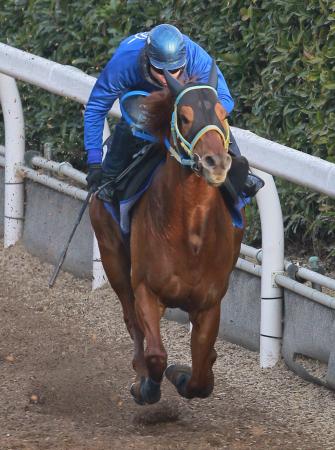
164,61,232,187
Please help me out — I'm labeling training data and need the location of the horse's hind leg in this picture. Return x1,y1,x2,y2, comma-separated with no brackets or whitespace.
130,283,167,405
166,303,220,399
89,197,146,378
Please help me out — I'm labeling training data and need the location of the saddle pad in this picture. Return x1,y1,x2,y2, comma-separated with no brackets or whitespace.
226,195,250,229
103,161,164,236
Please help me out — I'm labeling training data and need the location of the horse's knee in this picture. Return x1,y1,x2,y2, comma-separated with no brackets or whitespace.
145,352,167,382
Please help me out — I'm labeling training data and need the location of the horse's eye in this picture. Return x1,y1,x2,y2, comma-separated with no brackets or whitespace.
180,115,190,125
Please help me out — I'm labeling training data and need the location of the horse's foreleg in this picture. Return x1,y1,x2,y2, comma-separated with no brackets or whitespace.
135,283,167,381
166,303,220,399
130,283,167,405
89,198,146,378
99,243,146,377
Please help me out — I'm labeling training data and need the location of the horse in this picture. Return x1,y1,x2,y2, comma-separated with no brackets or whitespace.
89,61,245,405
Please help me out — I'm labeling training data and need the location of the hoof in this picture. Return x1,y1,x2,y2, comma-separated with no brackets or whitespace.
130,382,146,405
165,364,192,398
130,377,161,406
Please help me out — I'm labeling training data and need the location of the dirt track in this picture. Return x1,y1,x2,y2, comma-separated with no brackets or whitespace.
2,239,335,450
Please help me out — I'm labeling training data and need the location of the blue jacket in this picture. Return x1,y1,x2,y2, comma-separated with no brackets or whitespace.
84,32,234,165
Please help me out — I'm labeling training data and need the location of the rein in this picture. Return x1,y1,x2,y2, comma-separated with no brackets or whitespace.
168,85,230,171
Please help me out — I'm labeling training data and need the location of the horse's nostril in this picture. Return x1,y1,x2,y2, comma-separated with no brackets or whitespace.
204,155,217,168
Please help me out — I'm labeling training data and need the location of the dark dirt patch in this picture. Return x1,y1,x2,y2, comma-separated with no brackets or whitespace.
2,240,335,449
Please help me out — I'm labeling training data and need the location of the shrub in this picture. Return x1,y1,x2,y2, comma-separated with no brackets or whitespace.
1,0,334,260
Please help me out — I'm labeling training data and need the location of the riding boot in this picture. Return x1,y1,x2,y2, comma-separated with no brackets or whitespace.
229,132,264,198
243,173,265,197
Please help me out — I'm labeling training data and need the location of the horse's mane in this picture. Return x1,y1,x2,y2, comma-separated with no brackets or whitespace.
143,89,174,144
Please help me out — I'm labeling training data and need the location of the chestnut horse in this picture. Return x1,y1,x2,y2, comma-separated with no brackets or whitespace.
89,62,245,405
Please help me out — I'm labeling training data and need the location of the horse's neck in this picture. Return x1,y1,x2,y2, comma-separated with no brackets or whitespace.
150,156,220,235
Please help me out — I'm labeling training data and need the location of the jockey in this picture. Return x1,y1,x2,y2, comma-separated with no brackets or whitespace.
84,23,264,201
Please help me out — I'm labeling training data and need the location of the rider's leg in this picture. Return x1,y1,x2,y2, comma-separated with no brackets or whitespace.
229,132,265,198
229,131,242,157
98,119,145,202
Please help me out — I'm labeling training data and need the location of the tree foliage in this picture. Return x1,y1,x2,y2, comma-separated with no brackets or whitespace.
0,0,334,258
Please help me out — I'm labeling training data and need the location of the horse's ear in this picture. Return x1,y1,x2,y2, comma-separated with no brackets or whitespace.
163,69,183,97
208,59,218,90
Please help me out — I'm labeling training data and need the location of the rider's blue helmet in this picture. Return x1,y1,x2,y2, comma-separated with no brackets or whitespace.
146,24,186,71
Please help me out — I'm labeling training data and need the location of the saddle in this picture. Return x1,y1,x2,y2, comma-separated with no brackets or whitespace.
117,144,165,200
102,143,165,236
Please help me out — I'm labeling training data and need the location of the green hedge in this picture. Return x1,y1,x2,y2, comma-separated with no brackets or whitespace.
1,0,334,259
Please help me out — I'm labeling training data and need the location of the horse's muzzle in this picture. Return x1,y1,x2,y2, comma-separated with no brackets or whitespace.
197,152,232,186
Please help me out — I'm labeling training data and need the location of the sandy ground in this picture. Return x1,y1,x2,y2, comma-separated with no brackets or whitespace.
2,239,335,450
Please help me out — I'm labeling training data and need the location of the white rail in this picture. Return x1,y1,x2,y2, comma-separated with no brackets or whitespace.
0,43,334,369
17,165,87,201
232,127,335,198
237,253,335,310
0,43,121,117
275,274,335,309
241,243,335,292
1,42,334,198
24,154,87,185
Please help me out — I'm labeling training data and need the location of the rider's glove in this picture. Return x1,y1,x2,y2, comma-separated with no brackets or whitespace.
86,163,103,192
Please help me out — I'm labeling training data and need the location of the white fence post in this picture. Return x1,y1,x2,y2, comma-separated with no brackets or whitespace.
91,118,110,290
92,236,107,290
254,169,284,367
0,74,25,247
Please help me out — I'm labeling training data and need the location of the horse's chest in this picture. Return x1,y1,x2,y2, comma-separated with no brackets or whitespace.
144,225,233,308
148,252,231,310
157,273,225,310
132,199,237,309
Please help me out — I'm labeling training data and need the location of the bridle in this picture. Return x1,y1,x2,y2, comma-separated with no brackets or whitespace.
167,85,230,173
